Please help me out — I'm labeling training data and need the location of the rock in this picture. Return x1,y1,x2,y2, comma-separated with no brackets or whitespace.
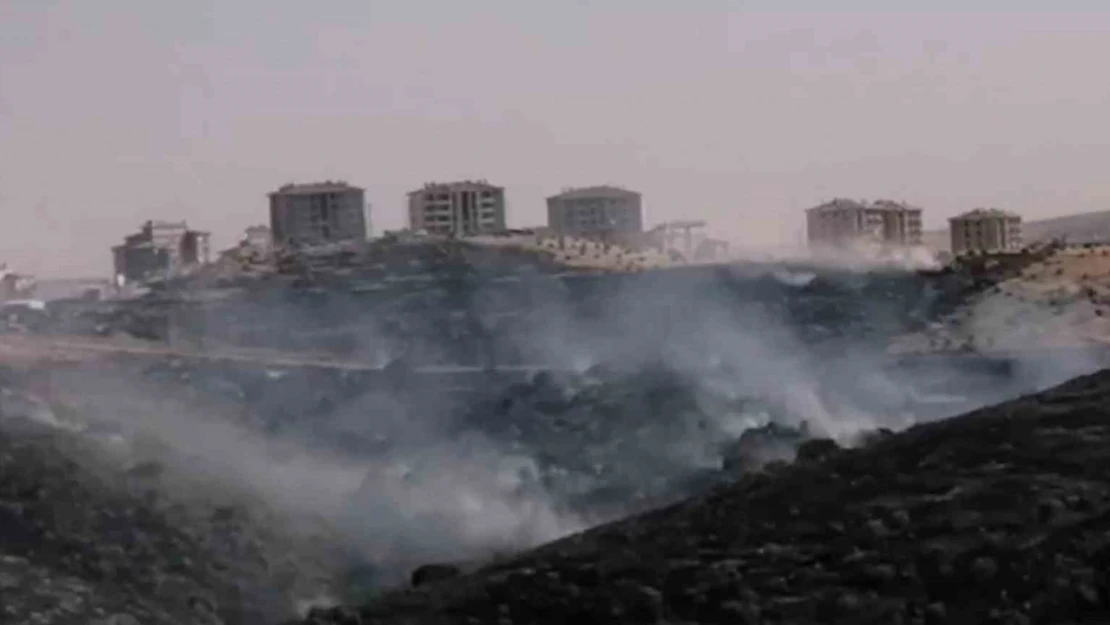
865,563,898,584
866,518,891,539
410,563,462,588
794,438,839,464
618,582,664,623
859,427,896,446
125,460,165,480
718,599,761,623
1076,582,1101,607
924,601,947,622
889,508,912,530
835,592,862,613
320,606,362,625
93,616,142,625
991,609,1031,625
188,593,218,616
971,556,998,583
1037,498,1066,523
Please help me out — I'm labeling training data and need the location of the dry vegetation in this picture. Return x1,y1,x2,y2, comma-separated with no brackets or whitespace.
891,245,1110,354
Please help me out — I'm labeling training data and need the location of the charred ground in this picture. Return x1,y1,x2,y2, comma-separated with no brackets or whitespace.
302,368,1110,625
0,243,1094,624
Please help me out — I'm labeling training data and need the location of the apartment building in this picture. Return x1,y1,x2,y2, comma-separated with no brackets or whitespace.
407,180,507,236
242,225,273,250
546,185,643,240
949,208,1023,255
268,181,368,248
0,265,35,301
806,198,923,246
112,220,210,284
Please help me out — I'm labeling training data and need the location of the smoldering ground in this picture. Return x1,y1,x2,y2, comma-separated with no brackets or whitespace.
3,257,1106,620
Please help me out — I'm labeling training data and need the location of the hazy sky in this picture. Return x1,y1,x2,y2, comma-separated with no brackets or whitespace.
2,1,1108,278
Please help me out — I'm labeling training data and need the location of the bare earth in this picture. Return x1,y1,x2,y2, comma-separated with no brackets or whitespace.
891,246,1110,354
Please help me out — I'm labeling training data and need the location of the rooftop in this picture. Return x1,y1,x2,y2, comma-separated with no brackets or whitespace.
807,198,867,212
807,198,922,213
147,220,188,230
548,185,640,201
270,181,363,196
871,199,923,213
950,208,1021,221
408,180,502,195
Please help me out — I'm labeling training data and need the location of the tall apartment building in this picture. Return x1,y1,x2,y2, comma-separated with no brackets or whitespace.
806,198,923,247
546,185,643,240
268,181,367,248
407,180,507,236
949,208,1023,255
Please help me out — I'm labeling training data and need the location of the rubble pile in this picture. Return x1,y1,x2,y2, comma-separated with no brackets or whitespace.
302,368,1110,625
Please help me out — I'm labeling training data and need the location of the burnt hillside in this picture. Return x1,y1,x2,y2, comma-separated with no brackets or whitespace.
302,368,1110,625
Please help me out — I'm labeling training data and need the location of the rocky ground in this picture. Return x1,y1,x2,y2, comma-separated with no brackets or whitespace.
0,369,345,625
300,367,1110,625
892,245,1110,354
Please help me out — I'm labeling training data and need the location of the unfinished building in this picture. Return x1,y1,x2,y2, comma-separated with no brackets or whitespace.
408,180,507,237
112,220,210,285
806,199,923,247
269,181,368,248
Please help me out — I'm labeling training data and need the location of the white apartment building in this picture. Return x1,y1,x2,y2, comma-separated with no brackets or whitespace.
949,208,1023,255
407,180,507,236
806,198,923,247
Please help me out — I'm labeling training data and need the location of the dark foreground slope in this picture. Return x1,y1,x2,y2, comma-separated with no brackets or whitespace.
0,426,253,624
0,380,342,625
302,369,1110,625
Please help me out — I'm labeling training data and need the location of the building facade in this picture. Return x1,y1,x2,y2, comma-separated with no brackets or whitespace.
407,180,506,236
0,265,35,302
269,181,367,248
242,225,273,250
949,208,1023,255
546,186,643,240
112,220,210,284
806,198,923,247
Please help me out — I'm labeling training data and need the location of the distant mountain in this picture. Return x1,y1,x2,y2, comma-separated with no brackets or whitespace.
1023,210,1110,244
923,210,1110,251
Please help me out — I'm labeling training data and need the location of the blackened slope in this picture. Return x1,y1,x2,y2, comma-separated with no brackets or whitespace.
93,258,966,363
0,423,300,625
304,368,1110,625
